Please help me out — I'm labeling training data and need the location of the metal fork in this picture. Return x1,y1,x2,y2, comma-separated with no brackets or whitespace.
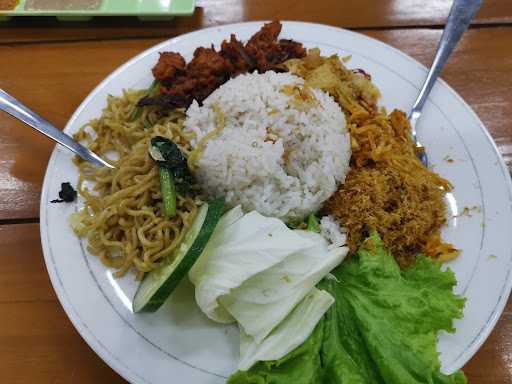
0,88,113,169
409,0,482,167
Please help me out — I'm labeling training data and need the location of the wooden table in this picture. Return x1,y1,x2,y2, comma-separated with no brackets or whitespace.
1,1,511,382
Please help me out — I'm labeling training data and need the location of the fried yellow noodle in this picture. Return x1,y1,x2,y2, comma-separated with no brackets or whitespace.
71,90,199,279
285,49,459,266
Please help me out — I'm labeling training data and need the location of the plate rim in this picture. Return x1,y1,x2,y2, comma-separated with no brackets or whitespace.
39,20,512,383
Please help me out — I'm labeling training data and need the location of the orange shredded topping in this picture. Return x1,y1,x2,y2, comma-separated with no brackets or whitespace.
286,49,459,266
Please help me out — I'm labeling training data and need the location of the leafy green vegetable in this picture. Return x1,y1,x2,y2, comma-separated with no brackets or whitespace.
228,232,466,384
130,80,159,121
143,115,154,129
149,136,193,218
159,168,176,218
286,218,306,230
150,136,193,193
130,106,143,122
307,214,320,233
50,182,77,203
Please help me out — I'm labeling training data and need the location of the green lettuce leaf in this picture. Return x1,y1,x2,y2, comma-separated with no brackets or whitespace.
228,232,467,384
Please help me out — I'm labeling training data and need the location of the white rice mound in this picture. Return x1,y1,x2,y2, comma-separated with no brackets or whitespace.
184,71,351,221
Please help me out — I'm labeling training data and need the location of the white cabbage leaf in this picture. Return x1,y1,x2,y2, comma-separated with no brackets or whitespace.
189,207,315,323
219,230,347,343
189,206,348,368
238,288,334,371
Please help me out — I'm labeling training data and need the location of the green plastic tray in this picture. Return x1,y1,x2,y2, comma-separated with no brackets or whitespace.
0,0,195,21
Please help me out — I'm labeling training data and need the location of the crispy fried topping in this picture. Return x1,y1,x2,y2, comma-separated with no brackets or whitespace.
139,21,306,110
324,164,447,269
152,52,186,82
286,50,457,266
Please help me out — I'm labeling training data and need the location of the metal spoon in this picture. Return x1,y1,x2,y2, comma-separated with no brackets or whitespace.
409,0,482,167
0,89,114,169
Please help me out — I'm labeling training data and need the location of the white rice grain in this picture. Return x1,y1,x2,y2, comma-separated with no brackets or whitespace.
184,71,351,221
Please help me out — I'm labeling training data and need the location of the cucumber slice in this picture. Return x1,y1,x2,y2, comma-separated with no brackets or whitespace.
133,197,225,313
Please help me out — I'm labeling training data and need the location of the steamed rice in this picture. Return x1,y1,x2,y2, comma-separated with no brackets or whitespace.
184,71,350,221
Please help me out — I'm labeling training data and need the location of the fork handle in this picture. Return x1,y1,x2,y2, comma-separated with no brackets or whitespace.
410,0,482,117
0,88,113,168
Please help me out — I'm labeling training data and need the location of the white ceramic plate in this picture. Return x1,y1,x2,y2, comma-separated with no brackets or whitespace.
40,21,512,383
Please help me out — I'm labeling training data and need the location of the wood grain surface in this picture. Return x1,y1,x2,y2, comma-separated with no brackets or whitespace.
1,0,511,383
0,0,511,44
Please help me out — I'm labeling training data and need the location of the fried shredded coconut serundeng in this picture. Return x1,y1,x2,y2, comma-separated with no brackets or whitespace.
285,49,459,267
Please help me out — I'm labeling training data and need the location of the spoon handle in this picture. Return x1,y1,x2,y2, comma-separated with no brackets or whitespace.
0,88,113,169
410,0,482,118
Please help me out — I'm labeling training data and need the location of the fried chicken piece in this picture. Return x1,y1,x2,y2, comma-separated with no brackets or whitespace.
139,21,306,110
140,74,198,109
151,52,186,82
245,21,283,71
182,47,233,102
186,47,233,78
142,47,233,108
278,39,307,61
247,20,282,49
245,21,306,72
137,91,190,110
221,34,255,75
